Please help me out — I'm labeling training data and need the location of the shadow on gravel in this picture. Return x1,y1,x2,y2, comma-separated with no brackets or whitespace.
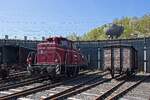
62,73,150,87
62,73,109,86
116,74,150,83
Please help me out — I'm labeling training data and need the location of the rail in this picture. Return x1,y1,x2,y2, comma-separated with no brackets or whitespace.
0,70,97,100
44,74,123,100
109,75,150,100
43,72,108,100
0,75,49,91
95,75,129,100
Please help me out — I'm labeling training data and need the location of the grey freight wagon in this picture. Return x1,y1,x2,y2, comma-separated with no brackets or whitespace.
103,45,138,77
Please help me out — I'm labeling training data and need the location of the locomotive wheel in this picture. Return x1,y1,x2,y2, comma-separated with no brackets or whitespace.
66,67,72,77
72,67,78,77
49,69,56,79
66,67,74,77
75,66,79,76
72,66,79,77
28,69,39,76
0,69,9,79
27,65,32,75
29,70,36,76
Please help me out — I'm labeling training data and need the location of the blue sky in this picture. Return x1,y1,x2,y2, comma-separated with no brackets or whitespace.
0,0,149,39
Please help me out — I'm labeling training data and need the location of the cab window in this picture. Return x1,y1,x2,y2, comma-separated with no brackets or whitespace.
72,44,76,49
60,40,69,48
38,49,44,54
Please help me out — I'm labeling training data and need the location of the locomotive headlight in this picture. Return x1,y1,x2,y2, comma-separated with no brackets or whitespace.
55,59,58,63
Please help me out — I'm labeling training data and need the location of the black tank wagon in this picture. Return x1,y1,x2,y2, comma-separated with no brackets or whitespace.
103,45,138,77
0,45,35,79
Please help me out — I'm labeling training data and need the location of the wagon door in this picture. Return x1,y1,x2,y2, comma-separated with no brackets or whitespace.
122,48,131,70
103,48,111,70
113,48,121,71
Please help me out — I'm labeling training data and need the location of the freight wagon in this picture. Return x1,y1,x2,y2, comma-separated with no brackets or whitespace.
0,45,36,79
103,45,138,77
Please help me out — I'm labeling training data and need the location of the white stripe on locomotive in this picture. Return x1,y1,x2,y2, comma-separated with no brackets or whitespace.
55,65,60,74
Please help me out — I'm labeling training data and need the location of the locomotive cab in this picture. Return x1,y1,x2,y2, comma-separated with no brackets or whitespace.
27,37,87,78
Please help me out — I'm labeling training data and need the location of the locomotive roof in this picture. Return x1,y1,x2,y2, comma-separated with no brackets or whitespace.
46,37,73,42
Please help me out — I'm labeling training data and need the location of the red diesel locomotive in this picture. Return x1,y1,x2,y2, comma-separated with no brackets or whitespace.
27,37,87,77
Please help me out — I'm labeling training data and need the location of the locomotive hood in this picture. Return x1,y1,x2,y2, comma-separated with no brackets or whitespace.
37,43,61,65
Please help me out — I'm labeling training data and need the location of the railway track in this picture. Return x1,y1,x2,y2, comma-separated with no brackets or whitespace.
0,70,90,91
0,71,148,100
0,75,50,91
121,74,150,100
46,74,148,100
94,75,130,100
43,73,122,100
40,71,109,100
93,76,150,100
0,71,28,84
107,75,150,100
9,71,27,76
0,70,105,100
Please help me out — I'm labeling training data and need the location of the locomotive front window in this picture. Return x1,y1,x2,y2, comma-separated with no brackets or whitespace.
72,44,76,49
38,49,44,54
60,40,69,48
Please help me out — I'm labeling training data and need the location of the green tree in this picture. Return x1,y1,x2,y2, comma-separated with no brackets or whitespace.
66,13,150,41
66,32,80,41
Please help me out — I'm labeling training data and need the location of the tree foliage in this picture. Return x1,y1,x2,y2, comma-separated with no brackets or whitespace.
66,32,81,41
67,14,150,41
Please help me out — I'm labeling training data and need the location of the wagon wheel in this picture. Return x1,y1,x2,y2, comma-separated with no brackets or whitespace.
110,69,114,78
126,69,132,76
119,67,123,74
